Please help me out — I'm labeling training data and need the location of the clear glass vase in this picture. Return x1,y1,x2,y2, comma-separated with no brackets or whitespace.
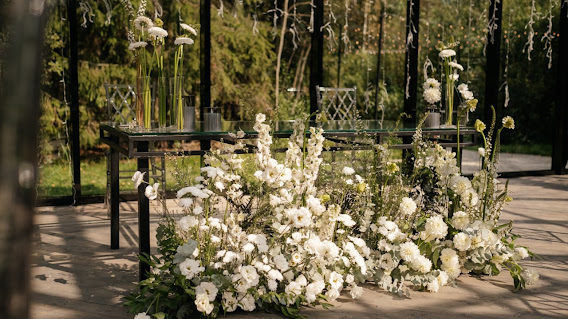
204,107,222,132
170,76,185,131
183,95,195,132
136,76,152,129
157,76,167,129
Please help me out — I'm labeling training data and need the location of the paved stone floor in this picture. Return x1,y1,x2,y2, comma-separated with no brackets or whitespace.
31,174,568,319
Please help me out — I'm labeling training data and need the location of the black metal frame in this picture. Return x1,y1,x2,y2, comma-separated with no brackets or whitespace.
100,123,476,280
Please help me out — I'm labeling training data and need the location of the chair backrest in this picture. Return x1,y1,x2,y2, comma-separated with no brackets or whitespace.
104,83,137,124
316,86,357,128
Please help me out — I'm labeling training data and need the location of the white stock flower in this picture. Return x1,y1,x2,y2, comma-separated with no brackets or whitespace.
148,26,168,38
439,49,456,58
195,293,214,314
132,171,145,188
144,183,159,200
179,215,198,231
400,197,417,216
342,166,355,175
196,281,218,302
174,37,194,45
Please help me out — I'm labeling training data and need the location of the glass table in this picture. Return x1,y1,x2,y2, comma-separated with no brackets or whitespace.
100,120,476,280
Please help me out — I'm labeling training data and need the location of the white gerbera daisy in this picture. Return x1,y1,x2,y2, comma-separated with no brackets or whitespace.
181,23,198,36
148,26,168,38
134,16,154,32
175,37,194,45
128,41,148,51
439,49,456,58
449,61,464,71
423,78,441,90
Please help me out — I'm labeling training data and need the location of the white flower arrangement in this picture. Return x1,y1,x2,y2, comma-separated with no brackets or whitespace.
126,112,537,318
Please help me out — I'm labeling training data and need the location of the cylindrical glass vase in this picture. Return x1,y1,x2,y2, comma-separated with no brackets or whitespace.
136,76,152,129
157,76,167,129
204,107,222,132
182,95,195,132
170,76,185,131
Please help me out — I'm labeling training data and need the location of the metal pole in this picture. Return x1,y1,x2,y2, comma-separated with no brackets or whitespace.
68,0,81,204
483,0,503,125
0,0,47,317
403,0,420,128
200,0,211,153
552,2,568,174
374,1,386,121
310,0,324,115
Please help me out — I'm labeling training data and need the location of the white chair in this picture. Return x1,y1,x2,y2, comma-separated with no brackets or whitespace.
104,83,166,211
316,86,358,129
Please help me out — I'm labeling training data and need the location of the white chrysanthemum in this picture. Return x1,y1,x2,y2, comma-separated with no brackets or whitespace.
411,255,432,273
133,16,153,32
451,175,473,196
423,87,442,104
440,248,459,266
399,241,420,262
449,61,464,70
129,41,148,50
148,26,168,38
337,214,356,227
195,293,214,314
134,313,151,319
422,215,448,241
423,78,441,90
441,261,461,278
179,258,204,279
196,281,218,302
400,197,417,216
132,171,145,188
453,232,471,251
179,215,198,231
180,23,198,36
452,211,470,230
350,284,364,299
439,49,456,58
457,83,469,92
174,37,194,45
522,268,539,285
144,182,159,200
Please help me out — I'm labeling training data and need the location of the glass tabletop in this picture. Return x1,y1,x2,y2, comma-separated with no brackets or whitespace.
102,120,470,136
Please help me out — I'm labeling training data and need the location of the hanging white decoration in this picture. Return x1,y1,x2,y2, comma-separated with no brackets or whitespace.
484,0,501,56
342,0,351,52
405,0,416,99
79,0,94,28
541,0,554,69
501,8,513,108
252,14,259,36
523,0,538,61
218,0,225,18
323,22,337,51
102,0,112,25
153,0,163,19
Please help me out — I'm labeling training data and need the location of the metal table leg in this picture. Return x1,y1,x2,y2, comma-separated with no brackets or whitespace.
137,141,150,281
110,137,120,249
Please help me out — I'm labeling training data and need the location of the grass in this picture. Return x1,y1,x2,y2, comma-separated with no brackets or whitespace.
37,156,202,197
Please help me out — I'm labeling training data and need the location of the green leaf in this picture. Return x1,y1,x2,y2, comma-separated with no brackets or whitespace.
152,312,165,319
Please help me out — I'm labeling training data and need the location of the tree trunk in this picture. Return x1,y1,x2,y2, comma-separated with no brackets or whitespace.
275,0,290,116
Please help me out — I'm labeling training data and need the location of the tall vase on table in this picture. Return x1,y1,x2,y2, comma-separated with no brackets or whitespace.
170,76,185,131
136,75,153,130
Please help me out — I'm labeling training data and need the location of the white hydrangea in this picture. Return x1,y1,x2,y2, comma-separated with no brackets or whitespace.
399,197,417,216
421,215,448,241
453,232,472,251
